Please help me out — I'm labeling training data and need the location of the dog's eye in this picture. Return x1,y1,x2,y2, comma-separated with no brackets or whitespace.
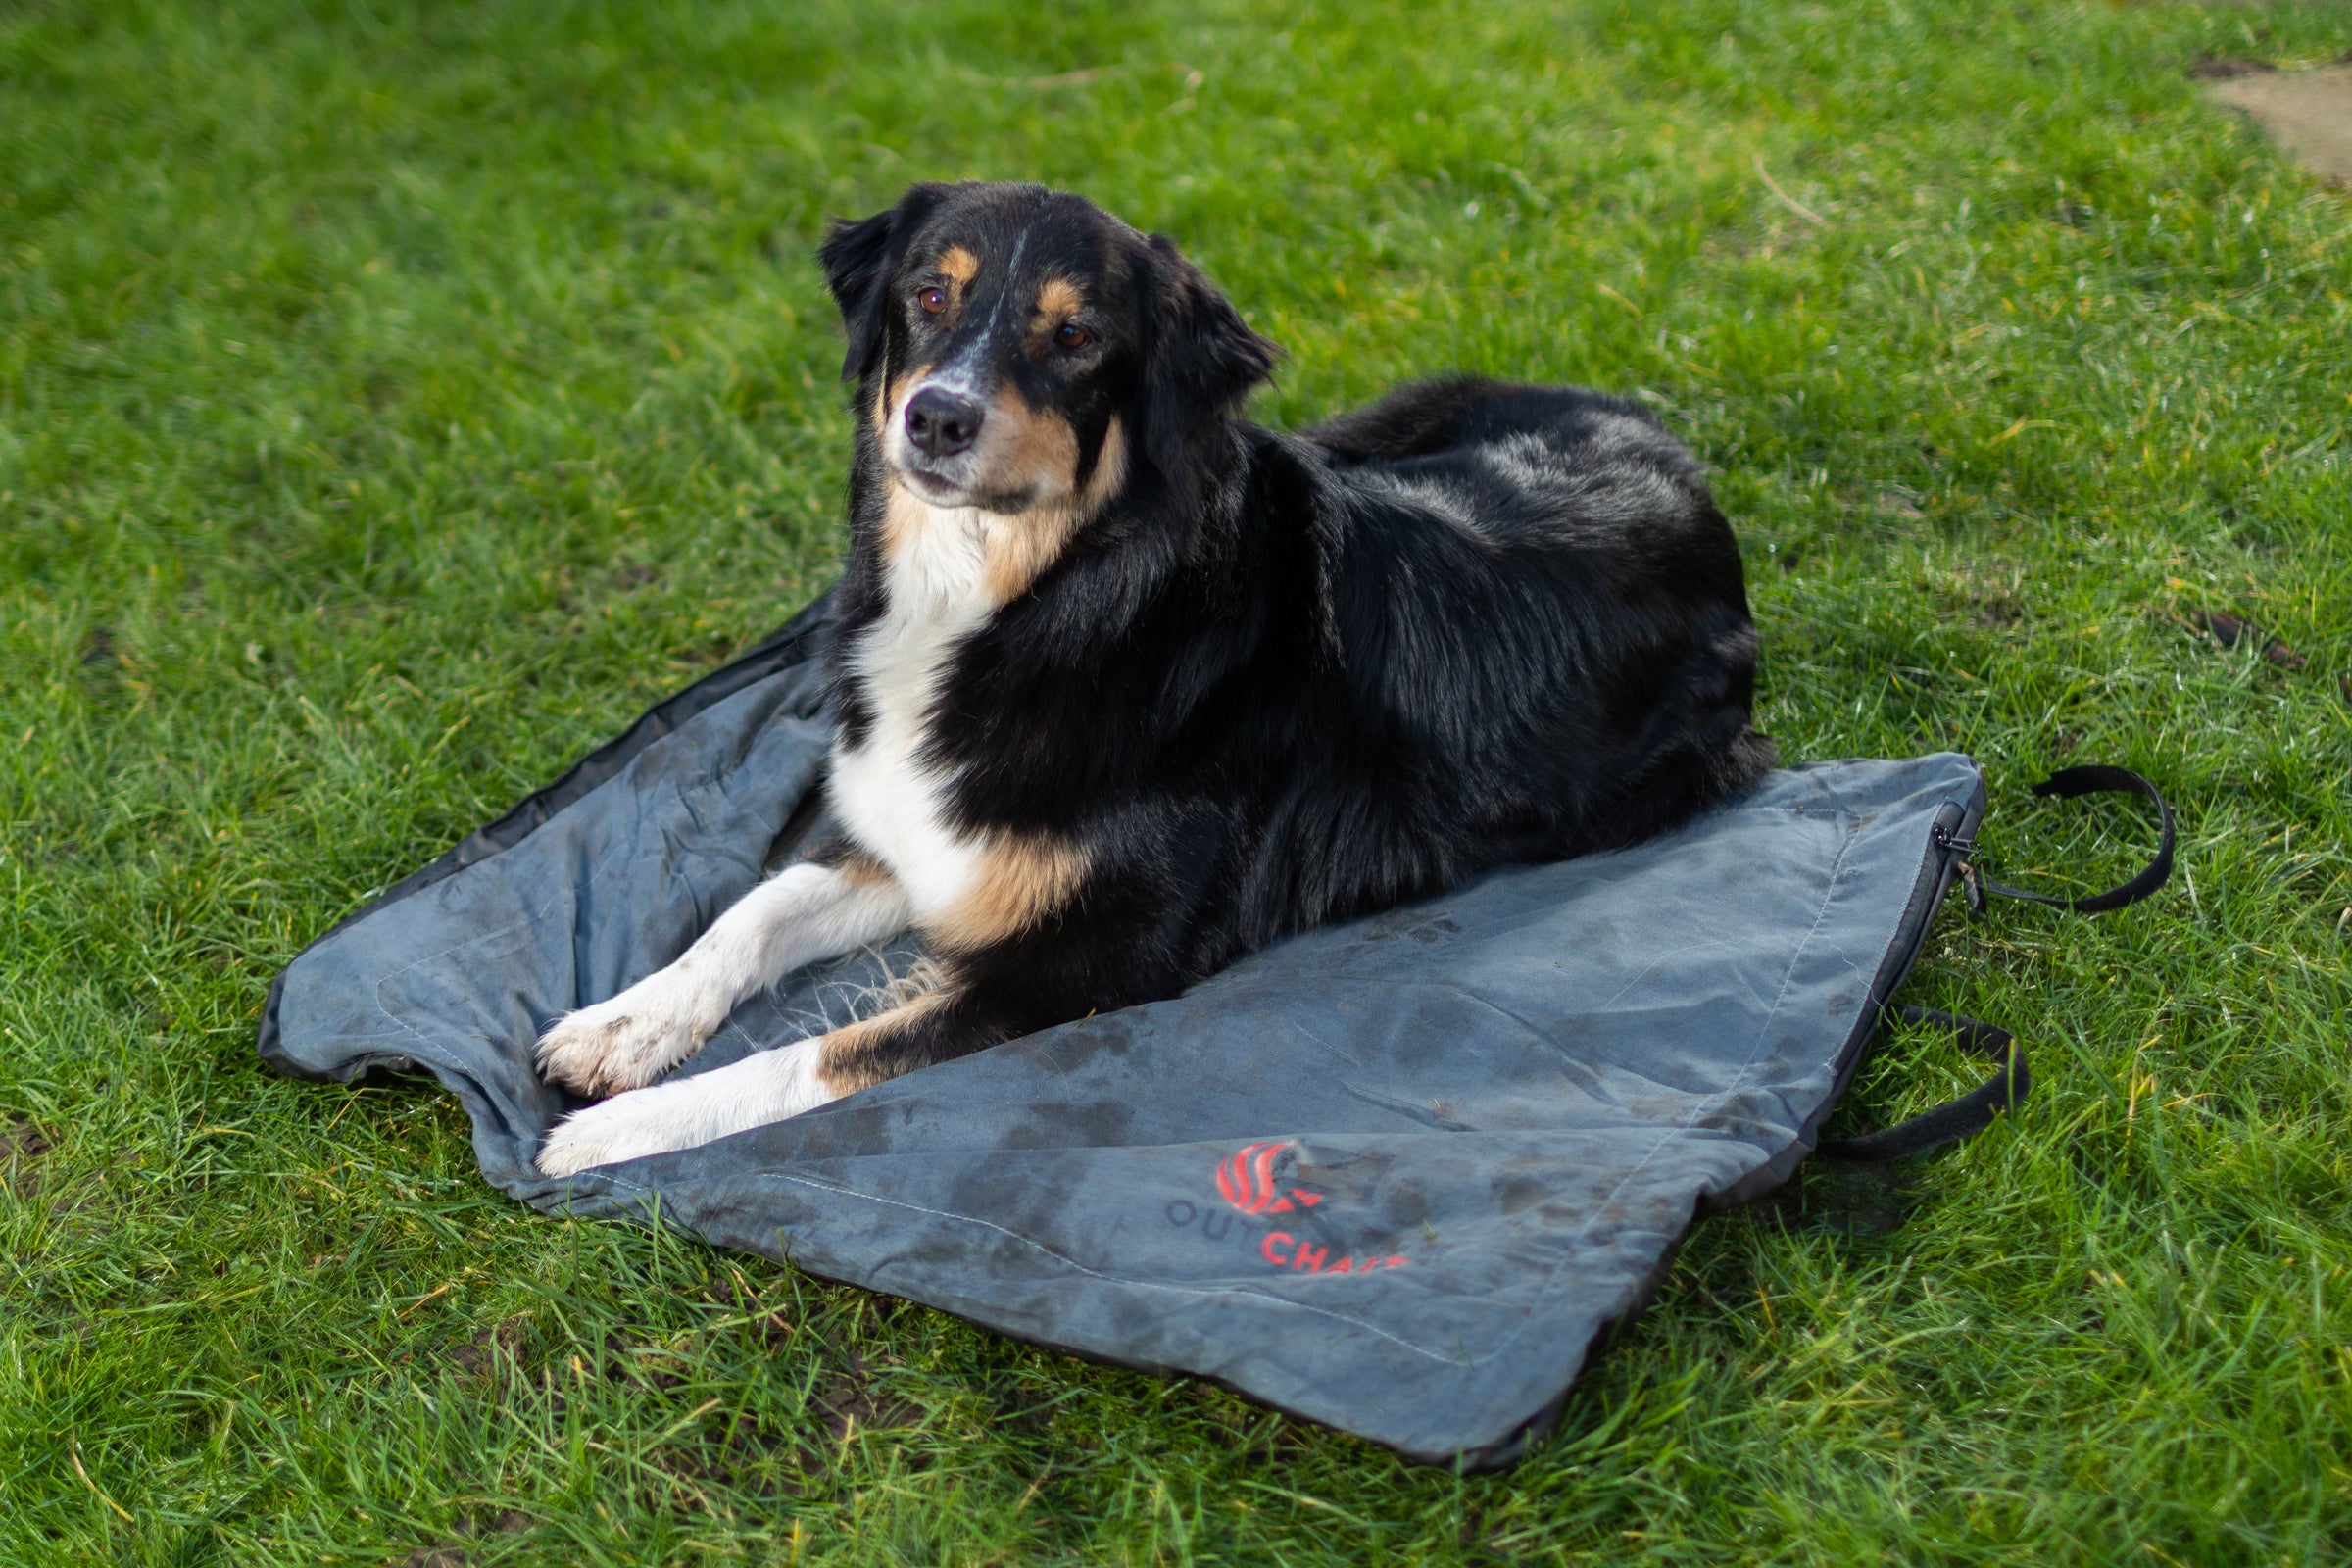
1054,322,1090,350
918,288,948,316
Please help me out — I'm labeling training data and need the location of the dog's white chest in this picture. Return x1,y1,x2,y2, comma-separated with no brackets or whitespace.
828,497,996,916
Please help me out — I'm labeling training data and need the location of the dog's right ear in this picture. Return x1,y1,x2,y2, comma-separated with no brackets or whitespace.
819,183,950,385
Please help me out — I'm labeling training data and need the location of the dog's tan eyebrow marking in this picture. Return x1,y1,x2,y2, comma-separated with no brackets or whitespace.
1035,276,1085,318
937,246,979,287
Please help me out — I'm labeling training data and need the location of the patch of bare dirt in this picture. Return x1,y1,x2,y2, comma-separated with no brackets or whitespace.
443,1319,531,1382
1,1122,51,1198
403,1508,532,1566
2205,64,2352,188
809,1348,926,1442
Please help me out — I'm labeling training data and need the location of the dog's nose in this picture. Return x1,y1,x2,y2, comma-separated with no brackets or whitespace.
904,386,986,458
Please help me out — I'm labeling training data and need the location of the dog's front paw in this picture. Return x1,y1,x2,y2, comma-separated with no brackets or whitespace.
535,1089,693,1177
534,985,709,1098
534,1039,831,1177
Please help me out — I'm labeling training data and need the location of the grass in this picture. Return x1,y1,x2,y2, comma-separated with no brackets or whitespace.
3,0,2350,1560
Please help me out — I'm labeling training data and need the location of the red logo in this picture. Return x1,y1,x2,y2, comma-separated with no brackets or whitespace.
1214,1140,1321,1215
1196,1140,1407,1278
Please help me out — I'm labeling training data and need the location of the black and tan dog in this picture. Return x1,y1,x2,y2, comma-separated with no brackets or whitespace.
534,180,1771,1175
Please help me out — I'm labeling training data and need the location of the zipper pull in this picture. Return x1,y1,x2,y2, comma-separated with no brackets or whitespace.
1933,822,1987,913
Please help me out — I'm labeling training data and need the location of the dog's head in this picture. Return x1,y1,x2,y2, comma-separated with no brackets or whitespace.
819,182,1279,517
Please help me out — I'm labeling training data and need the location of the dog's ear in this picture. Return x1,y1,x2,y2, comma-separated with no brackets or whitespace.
819,183,951,385
1137,234,1281,490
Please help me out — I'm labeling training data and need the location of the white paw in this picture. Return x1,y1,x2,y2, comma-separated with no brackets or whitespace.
534,1039,836,1178
534,981,710,1098
535,1087,696,1176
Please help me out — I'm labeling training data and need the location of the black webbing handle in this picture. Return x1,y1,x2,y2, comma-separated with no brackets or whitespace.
1965,765,2176,914
1817,1005,2027,1162
1818,767,2169,1162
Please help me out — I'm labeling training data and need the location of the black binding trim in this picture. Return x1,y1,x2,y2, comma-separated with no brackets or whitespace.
1956,765,2176,915
1816,1006,2027,1162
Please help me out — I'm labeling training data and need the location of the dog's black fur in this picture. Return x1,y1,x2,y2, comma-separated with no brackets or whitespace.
806,180,1772,1090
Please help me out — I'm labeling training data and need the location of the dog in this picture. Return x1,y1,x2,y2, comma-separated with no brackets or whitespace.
533,180,1772,1176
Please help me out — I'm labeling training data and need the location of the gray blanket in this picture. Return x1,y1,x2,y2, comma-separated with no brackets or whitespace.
260,599,1987,1467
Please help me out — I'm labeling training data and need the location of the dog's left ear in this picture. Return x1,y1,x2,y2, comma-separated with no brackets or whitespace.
819,182,951,385
1137,234,1282,490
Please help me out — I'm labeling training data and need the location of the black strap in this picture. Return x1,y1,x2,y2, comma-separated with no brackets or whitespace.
1817,1006,2027,1162
1961,765,2176,915
1817,766,2169,1162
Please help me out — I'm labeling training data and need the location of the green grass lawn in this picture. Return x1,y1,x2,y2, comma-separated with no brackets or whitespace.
5,0,2350,1560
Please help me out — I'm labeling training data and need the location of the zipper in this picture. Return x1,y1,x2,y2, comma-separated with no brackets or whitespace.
1931,817,1985,913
